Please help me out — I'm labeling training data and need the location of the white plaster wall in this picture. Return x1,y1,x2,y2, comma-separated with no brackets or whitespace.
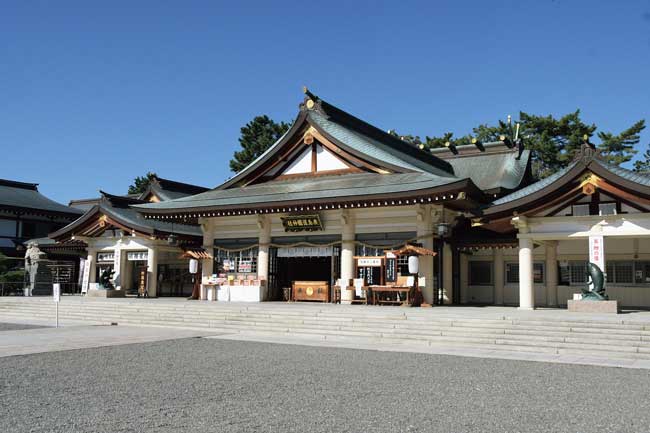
466,238,650,307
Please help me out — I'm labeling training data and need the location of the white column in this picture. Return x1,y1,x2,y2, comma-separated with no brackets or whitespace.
546,241,558,307
87,249,97,284
146,247,158,297
459,253,468,304
493,249,504,305
518,238,534,310
442,243,453,304
340,210,355,304
113,246,126,291
257,215,271,301
200,220,215,301
416,206,434,304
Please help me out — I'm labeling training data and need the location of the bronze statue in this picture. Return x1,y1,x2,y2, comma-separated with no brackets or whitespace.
582,262,608,301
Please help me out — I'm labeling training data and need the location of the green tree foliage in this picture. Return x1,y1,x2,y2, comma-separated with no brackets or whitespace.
230,115,290,173
393,112,645,179
634,145,650,173
128,172,157,195
0,252,25,283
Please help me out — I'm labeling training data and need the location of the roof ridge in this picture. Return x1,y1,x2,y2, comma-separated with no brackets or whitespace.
150,176,210,193
0,179,39,190
309,96,453,175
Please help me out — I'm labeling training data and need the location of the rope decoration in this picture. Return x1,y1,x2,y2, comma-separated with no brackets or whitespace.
212,233,437,253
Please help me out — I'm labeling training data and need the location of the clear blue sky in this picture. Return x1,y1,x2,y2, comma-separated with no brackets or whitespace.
2,1,649,203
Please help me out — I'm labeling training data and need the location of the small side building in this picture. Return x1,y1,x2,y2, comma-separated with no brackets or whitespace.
0,179,82,258
50,177,207,297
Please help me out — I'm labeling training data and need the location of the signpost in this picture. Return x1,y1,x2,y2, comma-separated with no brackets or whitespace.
53,283,60,328
81,257,91,294
385,252,397,283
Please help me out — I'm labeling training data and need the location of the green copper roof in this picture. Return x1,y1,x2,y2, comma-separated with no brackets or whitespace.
0,179,82,217
51,191,202,240
307,110,454,177
102,205,201,236
491,157,650,207
218,94,455,189
134,172,468,212
491,161,577,206
446,149,530,192
595,160,650,187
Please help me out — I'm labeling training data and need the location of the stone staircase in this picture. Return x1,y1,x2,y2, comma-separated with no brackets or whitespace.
2,297,650,361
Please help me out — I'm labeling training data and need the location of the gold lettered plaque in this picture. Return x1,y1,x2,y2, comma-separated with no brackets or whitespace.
281,214,323,232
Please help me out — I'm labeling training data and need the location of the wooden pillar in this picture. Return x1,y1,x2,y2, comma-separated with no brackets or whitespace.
493,249,505,305
459,252,468,304
443,243,453,304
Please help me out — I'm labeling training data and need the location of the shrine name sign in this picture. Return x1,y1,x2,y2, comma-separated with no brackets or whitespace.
281,214,323,232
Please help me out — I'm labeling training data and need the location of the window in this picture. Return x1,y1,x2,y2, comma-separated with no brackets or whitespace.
572,204,590,216
506,263,545,284
569,261,587,284
606,261,635,285
635,262,650,284
564,260,650,286
599,203,616,216
469,261,492,286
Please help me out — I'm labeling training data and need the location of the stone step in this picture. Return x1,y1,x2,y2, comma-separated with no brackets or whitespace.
4,306,650,341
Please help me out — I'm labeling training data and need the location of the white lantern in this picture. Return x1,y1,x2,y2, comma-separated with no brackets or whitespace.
408,255,419,275
189,259,199,274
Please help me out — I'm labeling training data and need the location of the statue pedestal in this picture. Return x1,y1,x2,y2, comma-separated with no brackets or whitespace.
87,289,125,298
567,300,619,314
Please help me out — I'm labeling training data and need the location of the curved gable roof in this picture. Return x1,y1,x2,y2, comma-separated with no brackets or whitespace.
50,193,201,241
217,92,455,190
484,144,650,218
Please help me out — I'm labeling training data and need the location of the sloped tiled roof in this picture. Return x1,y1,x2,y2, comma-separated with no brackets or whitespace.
446,149,530,192
0,179,82,217
491,161,578,205
50,191,201,241
133,172,470,212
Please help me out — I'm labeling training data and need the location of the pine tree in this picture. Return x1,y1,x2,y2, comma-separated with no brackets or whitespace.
598,120,645,166
128,172,157,195
398,111,644,179
230,116,290,173
634,145,650,173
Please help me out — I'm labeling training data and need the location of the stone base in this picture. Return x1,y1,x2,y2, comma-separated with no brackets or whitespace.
567,299,619,314
87,289,126,298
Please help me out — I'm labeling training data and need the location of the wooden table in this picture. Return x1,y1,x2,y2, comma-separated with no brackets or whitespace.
292,281,330,303
370,285,411,306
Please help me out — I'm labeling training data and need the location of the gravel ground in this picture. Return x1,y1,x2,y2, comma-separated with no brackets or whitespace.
1,338,649,433
0,322,48,332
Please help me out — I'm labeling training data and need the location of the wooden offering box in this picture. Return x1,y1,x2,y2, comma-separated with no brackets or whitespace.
292,281,329,302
